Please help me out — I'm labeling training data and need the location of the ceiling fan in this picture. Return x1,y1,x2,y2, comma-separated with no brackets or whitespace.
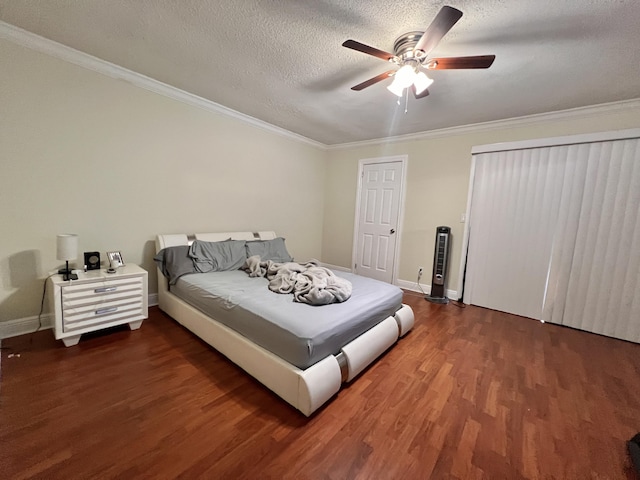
342,6,495,99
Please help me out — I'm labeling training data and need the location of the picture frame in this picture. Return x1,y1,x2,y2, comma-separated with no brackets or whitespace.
106,251,125,267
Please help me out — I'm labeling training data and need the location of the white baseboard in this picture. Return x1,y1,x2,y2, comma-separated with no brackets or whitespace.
313,262,460,298
0,314,53,339
0,294,159,339
148,293,159,307
395,279,458,300
0,281,460,340
312,260,352,273
314,263,460,299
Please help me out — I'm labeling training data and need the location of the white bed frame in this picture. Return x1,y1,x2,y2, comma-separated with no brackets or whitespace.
155,231,414,416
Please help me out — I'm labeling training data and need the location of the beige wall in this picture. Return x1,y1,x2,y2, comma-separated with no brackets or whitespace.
0,39,326,322
3,33,639,327
323,105,640,295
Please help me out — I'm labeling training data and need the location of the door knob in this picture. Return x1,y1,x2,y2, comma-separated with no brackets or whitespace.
390,228,396,234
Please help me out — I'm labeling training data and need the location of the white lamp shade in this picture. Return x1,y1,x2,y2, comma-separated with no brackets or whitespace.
57,234,78,261
394,65,416,88
387,78,405,97
413,71,434,95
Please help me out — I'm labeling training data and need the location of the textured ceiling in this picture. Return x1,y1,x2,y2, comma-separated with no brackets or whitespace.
2,0,640,145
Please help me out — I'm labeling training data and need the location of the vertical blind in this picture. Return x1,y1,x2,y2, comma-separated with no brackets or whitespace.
464,132,640,343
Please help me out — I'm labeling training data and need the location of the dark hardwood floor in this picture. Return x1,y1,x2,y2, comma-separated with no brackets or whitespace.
1,294,639,479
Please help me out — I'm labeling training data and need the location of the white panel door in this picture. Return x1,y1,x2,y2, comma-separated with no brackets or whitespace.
355,161,403,283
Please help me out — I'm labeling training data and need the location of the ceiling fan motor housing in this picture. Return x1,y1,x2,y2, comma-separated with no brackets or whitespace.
393,31,427,62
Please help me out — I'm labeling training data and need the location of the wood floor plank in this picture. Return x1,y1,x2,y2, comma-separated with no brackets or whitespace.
1,292,640,479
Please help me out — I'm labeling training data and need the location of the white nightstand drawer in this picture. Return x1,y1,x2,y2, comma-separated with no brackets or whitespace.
63,299,144,333
62,277,143,307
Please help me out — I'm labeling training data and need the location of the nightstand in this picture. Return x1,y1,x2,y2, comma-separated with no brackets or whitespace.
48,264,148,347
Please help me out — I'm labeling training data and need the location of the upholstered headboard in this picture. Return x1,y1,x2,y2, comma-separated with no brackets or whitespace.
155,231,277,252
154,231,277,299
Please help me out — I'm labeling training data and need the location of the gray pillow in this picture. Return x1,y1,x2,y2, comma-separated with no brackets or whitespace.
189,239,247,272
153,246,197,285
246,237,293,263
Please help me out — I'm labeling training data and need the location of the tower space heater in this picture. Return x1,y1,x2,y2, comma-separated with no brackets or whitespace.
426,226,451,304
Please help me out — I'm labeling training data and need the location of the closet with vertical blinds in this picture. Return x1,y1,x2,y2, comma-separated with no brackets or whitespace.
462,129,640,343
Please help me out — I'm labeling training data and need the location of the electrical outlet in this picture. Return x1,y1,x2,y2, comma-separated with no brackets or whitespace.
418,267,423,279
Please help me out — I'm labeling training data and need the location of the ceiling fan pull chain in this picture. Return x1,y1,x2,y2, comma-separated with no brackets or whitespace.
404,87,409,113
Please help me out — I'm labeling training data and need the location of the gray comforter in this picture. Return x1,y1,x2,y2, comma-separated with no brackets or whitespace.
242,255,352,305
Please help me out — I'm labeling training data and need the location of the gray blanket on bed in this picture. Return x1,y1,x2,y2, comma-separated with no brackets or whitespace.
242,255,352,305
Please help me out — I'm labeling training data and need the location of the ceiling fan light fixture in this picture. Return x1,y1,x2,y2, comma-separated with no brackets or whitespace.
387,79,405,97
343,6,496,99
413,71,434,95
394,64,417,88
387,64,419,96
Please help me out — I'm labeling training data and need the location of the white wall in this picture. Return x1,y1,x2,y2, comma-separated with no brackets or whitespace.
0,38,327,323
322,102,640,295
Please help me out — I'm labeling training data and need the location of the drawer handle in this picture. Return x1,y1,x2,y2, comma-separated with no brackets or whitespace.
95,307,118,316
95,287,117,293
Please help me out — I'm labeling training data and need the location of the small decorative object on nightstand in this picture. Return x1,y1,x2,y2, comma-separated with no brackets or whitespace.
84,251,101,270
48,264,148,347
106,251,124,273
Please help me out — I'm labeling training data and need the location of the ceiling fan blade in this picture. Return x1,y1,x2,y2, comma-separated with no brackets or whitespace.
412,84,430,99
429,55,496,69
414,6,463,56
351,70,395,91
342,39,394,61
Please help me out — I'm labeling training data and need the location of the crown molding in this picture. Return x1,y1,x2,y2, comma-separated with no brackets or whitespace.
3,20,638,152
0,21,326,150
328,98,640,150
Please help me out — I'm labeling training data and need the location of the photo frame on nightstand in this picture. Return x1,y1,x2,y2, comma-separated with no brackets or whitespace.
106,251,125,267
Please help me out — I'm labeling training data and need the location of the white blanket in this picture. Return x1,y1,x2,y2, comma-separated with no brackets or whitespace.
242,255,352,305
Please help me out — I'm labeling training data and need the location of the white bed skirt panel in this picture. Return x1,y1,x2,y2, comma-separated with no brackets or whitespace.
395,304,415,337
341,316,399,382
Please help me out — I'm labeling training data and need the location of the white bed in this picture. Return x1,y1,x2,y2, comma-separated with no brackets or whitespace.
155,231,414,416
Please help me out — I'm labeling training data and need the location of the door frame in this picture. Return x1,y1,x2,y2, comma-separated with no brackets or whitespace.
352,155,408,285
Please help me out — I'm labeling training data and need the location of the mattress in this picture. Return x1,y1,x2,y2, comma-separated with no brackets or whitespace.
170,270,403,369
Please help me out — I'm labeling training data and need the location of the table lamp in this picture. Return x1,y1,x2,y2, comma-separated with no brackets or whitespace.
57,234,79,280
